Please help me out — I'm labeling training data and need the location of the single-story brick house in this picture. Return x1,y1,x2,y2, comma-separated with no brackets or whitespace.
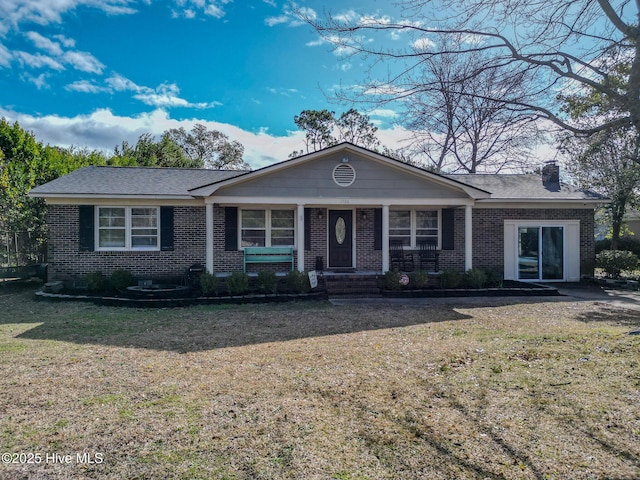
30,143,604,284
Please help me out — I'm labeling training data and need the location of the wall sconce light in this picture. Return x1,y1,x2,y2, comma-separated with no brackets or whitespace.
317,209,324,219
360,210,368,221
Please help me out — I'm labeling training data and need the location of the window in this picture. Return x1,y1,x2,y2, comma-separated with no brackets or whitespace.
389,209,439,248
389,210,411,246
241,209,295,248
96,207,159,250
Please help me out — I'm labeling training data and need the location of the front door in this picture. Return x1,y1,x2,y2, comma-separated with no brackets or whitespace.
328,210,353,268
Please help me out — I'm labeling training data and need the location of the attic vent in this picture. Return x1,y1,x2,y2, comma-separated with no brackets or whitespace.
332,163,356,187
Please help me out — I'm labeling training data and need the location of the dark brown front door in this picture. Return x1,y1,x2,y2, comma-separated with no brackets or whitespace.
328,210,353,268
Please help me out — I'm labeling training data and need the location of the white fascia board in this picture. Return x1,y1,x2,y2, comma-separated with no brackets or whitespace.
209,195,476,206
39,195,203,206
476,199,606,208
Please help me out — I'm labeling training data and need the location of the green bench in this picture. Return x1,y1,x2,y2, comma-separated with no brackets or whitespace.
243,247,294,272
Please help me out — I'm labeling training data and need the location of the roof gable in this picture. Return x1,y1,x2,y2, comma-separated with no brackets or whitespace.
189,143,490,200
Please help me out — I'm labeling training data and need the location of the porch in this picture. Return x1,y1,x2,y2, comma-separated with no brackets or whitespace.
206,204,475,275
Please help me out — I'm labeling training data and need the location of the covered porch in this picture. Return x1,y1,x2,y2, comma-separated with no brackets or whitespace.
203,201,476,274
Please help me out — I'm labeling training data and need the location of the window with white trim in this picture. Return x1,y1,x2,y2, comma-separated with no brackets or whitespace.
240,209,295,248
389,209,439,248
96,207,159,250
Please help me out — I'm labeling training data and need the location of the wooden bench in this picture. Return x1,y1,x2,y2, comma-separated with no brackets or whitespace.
243,247,294,272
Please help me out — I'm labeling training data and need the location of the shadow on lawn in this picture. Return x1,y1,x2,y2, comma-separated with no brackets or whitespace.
15,301,475,353
573,304,640,328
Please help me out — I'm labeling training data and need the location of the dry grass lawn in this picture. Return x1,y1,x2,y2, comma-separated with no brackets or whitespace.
1,284,639,479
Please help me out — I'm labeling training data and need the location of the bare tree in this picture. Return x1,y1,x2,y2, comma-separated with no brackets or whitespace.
404,34,538,173
300,0,639,145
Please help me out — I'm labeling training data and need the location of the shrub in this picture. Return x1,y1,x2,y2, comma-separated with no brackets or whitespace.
257,270,278,294
286,270,311,294
384,270,402,290
226,271,249,295
410,270,430,289
464,268,488,289
595,237,640,256
86,271,107,292
483,268,503,287
110,269,135,290
595,250,639,278
199,271,219,296
439,269,462,289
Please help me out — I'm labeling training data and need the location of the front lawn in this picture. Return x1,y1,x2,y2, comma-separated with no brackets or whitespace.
1,285,639,479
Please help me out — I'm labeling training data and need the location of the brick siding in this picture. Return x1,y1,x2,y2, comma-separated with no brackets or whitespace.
46,204,595,283
47,204,207,284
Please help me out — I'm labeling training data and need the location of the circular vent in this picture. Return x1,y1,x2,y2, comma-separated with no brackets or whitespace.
332,163,356,187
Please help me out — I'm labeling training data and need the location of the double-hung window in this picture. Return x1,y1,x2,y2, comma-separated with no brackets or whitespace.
240,209,295,248
389,209,439,248
97,207,159,251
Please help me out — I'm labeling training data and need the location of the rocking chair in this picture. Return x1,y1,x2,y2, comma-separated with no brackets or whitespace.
390,239,414,272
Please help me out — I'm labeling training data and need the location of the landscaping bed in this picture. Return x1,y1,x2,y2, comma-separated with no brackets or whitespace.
382,280,559,297
35,289,327,308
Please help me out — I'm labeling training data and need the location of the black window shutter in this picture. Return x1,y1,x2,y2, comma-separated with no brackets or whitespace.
160,206,174,251
374,208,382,250
225,207,238,251
441,208,455,250
304,208,311,251
78,205,95,252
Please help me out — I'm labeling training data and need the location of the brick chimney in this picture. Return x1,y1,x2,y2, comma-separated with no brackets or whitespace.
541,161,560,185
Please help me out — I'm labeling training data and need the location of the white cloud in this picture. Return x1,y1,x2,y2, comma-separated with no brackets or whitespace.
65,80,111,93
370,108,400,119
15,51,65,70
103,74,220,109
106,73,140,92
22,72,48,89
25,31,63,55
53,34,76,48
265,4,316,28
0,0,138,35
204,4,225,18
62,50,105,74
0,43,11,67
0,106,414,169
412,37,435,52
172,0,230,19
22,31,104,74
264,14,289,27
133,82,214,108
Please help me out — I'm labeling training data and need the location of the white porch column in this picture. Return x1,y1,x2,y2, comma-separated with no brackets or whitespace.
205,202,214,273
465,204,473,271
382,204,390,272
297,204,305,272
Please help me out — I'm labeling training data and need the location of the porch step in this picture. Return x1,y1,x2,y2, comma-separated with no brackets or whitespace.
322,273,382,297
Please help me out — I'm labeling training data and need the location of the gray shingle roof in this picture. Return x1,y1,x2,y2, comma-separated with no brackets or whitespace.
30,166,248,197
445,174,606,201
30,165,606,202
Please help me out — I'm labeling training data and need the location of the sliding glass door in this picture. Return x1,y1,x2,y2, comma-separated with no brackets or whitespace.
518,226,564,281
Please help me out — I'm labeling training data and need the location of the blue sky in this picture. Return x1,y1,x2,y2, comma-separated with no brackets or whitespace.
0,1,413,167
